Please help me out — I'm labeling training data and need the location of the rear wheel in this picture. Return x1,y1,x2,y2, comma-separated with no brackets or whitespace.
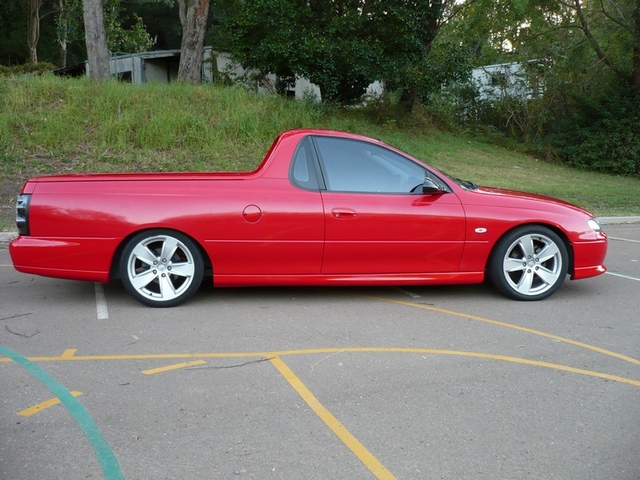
488,225,568,301
120,230,204,307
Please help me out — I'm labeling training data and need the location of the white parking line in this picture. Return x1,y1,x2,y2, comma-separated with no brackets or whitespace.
609,236,640,244
94,283,109,320
606,271,640,282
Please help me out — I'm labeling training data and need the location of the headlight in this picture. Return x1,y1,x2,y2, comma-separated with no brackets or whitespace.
587,218,602,233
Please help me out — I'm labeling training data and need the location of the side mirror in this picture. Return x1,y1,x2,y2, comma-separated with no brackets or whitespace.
422,177,443,195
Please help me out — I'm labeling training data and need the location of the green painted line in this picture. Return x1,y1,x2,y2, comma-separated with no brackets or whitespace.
0,344,124,480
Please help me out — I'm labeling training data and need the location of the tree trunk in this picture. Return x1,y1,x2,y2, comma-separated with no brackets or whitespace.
82,0,110,81
27,0,41,63
178,0,211,83
57,0,68,68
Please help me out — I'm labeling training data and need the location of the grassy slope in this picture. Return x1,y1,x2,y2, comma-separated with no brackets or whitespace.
1,75,639,230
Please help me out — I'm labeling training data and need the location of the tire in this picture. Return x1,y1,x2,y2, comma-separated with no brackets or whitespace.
119,230,204,307
488,225,568,301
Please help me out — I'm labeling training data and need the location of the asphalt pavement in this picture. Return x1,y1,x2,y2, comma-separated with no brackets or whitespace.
1,223,639,480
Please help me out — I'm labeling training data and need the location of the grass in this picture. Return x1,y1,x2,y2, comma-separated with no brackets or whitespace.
1,75,639,231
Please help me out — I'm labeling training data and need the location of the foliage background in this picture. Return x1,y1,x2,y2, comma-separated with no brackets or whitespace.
1,0,639,178
1,75,638,232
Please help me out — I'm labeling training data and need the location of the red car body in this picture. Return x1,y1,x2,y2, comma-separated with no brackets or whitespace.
9,129,607,306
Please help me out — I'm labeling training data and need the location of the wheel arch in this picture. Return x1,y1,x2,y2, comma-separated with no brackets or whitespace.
486,222,574,276
109,228,213,281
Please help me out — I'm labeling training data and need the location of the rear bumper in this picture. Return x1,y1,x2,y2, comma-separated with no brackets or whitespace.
9,236,117,283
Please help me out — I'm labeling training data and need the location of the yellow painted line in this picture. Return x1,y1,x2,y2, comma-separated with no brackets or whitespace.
0,352,265,363
270,356,396,480
276,348,640,388
18,391,83,416
1,349,639,387
141,360,207,375
360,294,640,366
61,349,77,359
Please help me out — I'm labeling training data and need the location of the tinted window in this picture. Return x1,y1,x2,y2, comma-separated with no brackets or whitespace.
315,137,426,193
290,137,320,190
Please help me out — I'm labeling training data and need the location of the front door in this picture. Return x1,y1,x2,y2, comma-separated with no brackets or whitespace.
314,136,465,274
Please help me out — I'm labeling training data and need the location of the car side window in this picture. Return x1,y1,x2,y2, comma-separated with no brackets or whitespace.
290,137,320,190
314,136,427,194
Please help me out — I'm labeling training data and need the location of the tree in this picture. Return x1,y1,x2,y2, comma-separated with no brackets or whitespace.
224,0,469,106
1,1,27,65
54,0,84,68
103,0,157,53
456,0,640,89
363,0,469,111
82,0,110,80
440,0,640,175
55,0,157,71
27,0,43,63
0,0,165,68
226,0,378,103
567,0,640,89
56,0,71,67
178,0,211,83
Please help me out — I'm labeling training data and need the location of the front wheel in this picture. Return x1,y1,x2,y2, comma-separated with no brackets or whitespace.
488,225,569,301
120,230,204,307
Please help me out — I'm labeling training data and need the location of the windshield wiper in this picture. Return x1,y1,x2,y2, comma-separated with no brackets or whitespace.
454,177,478,190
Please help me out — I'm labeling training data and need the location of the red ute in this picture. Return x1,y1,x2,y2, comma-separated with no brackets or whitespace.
9,129,607,307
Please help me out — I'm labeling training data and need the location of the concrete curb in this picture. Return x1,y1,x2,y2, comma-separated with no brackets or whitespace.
0,232,17,242
598,216,640,225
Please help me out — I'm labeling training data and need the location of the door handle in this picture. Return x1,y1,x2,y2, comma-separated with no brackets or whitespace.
331,208,358,219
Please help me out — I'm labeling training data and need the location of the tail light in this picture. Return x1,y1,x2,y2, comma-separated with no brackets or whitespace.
16,194,31,236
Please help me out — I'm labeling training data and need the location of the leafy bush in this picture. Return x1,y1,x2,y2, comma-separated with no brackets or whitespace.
0,62,57,77
547,86,640,177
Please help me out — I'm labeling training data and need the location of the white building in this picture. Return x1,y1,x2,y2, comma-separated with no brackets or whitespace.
55,47,383,103
470,61,545,102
